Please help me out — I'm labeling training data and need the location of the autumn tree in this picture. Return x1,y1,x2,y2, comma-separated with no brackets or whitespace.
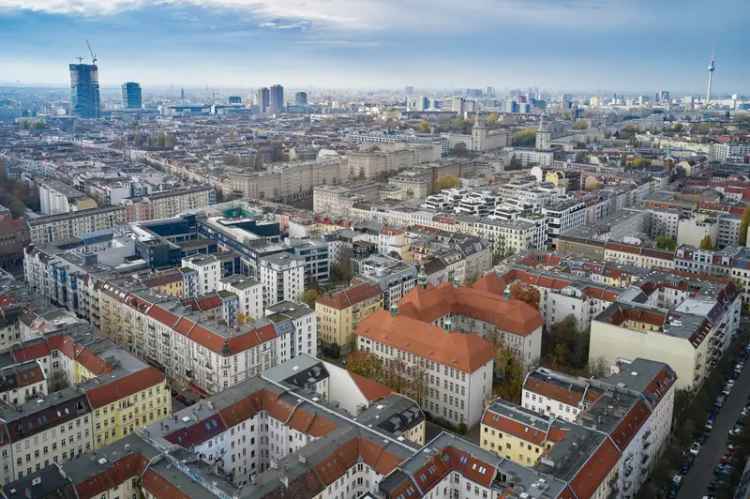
511,128,537,147
494,345,523,402
435,175,460,191
347,352,384,380
700,234,714,250
509,282,541,309
740,207,750,246
301,289,320,308
417,120,431,133
656,235,677,251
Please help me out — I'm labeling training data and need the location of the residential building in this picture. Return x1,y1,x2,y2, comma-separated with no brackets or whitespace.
38,179,97,215
219,274,264,321
258,253,305,307
356,254,417,310
181,254,222,295
316,281,383,351
27,206,127,245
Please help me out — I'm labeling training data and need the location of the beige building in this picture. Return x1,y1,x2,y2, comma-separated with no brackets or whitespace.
316,281,383,350
28,206,127,245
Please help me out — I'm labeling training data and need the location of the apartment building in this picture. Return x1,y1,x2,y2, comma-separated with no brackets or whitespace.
0,361,47,406
458,216,548,257
219,274,264,321
27,206,127,245
483,357,675,498
542,200,586,244
181,254,222,295
356,254,418,310
0,328,170,484
590,280,740,390
123,185,215,222
316,281,383,350
518,359,677,497
96,282,316,395
258,252,305,307
476,267,620,331
38,178,97,215
604,241,675,270
312,182,380,216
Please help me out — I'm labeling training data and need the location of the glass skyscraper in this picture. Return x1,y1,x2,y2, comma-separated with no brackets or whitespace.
69,63,101,118
121,82,142,109
269,84,284,114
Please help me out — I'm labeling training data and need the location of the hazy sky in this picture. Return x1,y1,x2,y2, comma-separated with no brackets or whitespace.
0,0,748,94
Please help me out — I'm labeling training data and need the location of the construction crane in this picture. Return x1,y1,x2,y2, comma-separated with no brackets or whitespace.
86,40,97,65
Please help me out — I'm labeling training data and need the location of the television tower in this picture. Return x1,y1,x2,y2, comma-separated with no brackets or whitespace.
705,54,716,107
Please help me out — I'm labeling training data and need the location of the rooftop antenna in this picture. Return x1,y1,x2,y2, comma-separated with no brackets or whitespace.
86,39,98,65
75,56,84,64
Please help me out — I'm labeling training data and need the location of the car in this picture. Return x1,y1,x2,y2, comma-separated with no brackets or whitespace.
715,395,726,408
689,442,702,455
741,407,749,418
727,379,736,387
722,385,732,396
706,419,715,431
730,424,744,436
680,462,690,474
715,465,734,476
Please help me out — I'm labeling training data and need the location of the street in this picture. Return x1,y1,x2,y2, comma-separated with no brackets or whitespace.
677,354,750,498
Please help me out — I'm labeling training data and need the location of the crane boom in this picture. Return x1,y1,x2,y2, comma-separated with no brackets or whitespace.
86,40,97,65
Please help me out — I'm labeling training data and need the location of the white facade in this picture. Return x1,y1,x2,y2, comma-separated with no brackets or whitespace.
258,254,305,307
182,254,222,295
220,277,264,321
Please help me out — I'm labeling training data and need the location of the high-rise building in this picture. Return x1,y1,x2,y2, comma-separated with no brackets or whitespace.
69,63,100,118
255,87,270,113
228,95,242,105
269,84,284,114
121,82,142,109
536,116,551,151
294,91,308,106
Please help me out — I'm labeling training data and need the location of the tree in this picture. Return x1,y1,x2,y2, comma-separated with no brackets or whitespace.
494,345,523,402
509,282,540,309
627,156,651,168
347,352,384,380
740,207,750,246
417,120,431,133
573,121,589,130
487,112,499,125
542,315,590,375
700,234,714,250
512,128,537,147
434,175,460,191
656,235,677,251
301,289,320,307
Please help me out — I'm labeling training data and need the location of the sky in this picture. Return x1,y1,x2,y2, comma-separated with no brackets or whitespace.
0,0,748,94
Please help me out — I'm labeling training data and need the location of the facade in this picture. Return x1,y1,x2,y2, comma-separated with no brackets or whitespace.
483,358,676,498
255,87,270,113
121,82,142,109
356,254,417,309
269,84,284,114
38,179,97,215
181,254,222,295
542,200,586,244
69,63,100,118
315,281,383,350
28,206,127,245
124,185,214,222
294,91,308,106
590,281,740,390
219,275,264,321
258,253,305,307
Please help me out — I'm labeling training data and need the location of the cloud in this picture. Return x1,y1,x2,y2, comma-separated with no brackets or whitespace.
0,0,651,32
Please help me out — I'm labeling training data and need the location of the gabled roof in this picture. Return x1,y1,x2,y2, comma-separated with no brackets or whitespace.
357,310,495,373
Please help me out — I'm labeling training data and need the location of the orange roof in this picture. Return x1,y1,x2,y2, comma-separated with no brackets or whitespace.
399,283,543,336
357,310,495,373
481,409,548,446
74,453,146,499
349,371,392,401
568,437,620,499
316,282,382,310
86,367,165,409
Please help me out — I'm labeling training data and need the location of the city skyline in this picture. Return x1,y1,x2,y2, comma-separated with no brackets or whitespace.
0,0,748,93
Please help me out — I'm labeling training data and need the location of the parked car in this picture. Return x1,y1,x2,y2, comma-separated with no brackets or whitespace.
715,395,725,408
689,442,702,455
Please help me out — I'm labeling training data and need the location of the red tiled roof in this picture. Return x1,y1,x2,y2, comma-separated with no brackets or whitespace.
349,371,392,402
86,367,165,409
142,469,193,499
74,453,146,499
609,400,651,451
568,437,620,499
316,282,382,310
400,283,543,337
357,310,495,373
481,409,548,446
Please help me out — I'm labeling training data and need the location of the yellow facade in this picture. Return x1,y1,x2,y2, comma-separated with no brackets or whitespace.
480,423,549,466
153,279,184,298
93,380,171,449
316,294,382,348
